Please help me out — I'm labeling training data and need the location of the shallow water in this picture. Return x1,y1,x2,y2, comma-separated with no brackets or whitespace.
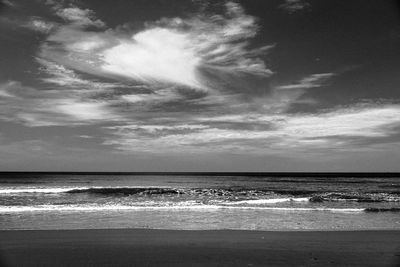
0,173,399,230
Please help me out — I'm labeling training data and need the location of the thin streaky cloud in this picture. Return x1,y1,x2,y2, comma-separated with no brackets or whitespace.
104,105,400,154
276,73,336,90
278,0,311,14
0,81,123,127
36,58,131,90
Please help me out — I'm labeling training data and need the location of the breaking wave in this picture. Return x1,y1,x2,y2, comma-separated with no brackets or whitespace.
67,187,180,195
309,192,400,203
223,198,310,205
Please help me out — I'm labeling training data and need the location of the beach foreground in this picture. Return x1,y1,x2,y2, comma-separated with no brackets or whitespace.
0,230,399,267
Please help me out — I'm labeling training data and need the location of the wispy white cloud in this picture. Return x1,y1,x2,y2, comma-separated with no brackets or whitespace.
76,135,94,139
2,0,15,7
282,105,400,139
38,1,273,91
37,58,129,90
276,73,335,90
245,73,337,114
54,100,114,121
0,81,122,126
104,105,400,154
55,6,105,28
278,0,311,14
24,17,55,33
120,88,182,104
0,82,14,97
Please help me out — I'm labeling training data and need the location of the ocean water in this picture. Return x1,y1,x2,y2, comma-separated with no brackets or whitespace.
0,173,399,230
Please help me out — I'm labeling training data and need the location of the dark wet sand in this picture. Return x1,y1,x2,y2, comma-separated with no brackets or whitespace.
0,229,399,267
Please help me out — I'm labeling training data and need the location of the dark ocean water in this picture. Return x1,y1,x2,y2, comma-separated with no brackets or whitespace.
0,173,399,230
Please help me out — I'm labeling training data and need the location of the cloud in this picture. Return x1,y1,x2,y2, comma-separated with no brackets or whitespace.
238,73,336,114
276,73,335,90
0,81,122,126
38,1,273,91
25,17,55,33
35,57,187,115
55,7,105,28
278,0,311,14
4,1,400,159
1,3,103,33
53,100,114,121
2,0,15,7
104,104,400,154
36,58,129,90
28,1,275,133
282,105,400,139
120,88,182,105
101,28,203,88
0,13,55,34
0,140,53,156
0,84,14,97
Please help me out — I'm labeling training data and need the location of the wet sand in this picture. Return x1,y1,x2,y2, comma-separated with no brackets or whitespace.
0,229,399,267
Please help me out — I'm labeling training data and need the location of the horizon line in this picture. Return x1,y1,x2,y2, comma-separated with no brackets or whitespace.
0,171,399,177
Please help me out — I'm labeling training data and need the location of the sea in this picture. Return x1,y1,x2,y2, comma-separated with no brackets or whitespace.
0,173,399,231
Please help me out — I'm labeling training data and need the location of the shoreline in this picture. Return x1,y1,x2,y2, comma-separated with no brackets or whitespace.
0,229,399,266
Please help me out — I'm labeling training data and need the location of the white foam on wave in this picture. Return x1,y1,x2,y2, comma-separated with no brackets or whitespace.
0,205,364,213
0,187,88,194
0,186,170,194
0,188,71,194
224,198,310,205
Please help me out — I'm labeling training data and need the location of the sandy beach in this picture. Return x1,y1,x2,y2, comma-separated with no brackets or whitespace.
0,229,399,267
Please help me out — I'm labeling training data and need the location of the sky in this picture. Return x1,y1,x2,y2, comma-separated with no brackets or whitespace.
0,0,400,172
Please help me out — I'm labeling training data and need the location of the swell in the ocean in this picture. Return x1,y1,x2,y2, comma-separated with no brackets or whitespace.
1,186,399,203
